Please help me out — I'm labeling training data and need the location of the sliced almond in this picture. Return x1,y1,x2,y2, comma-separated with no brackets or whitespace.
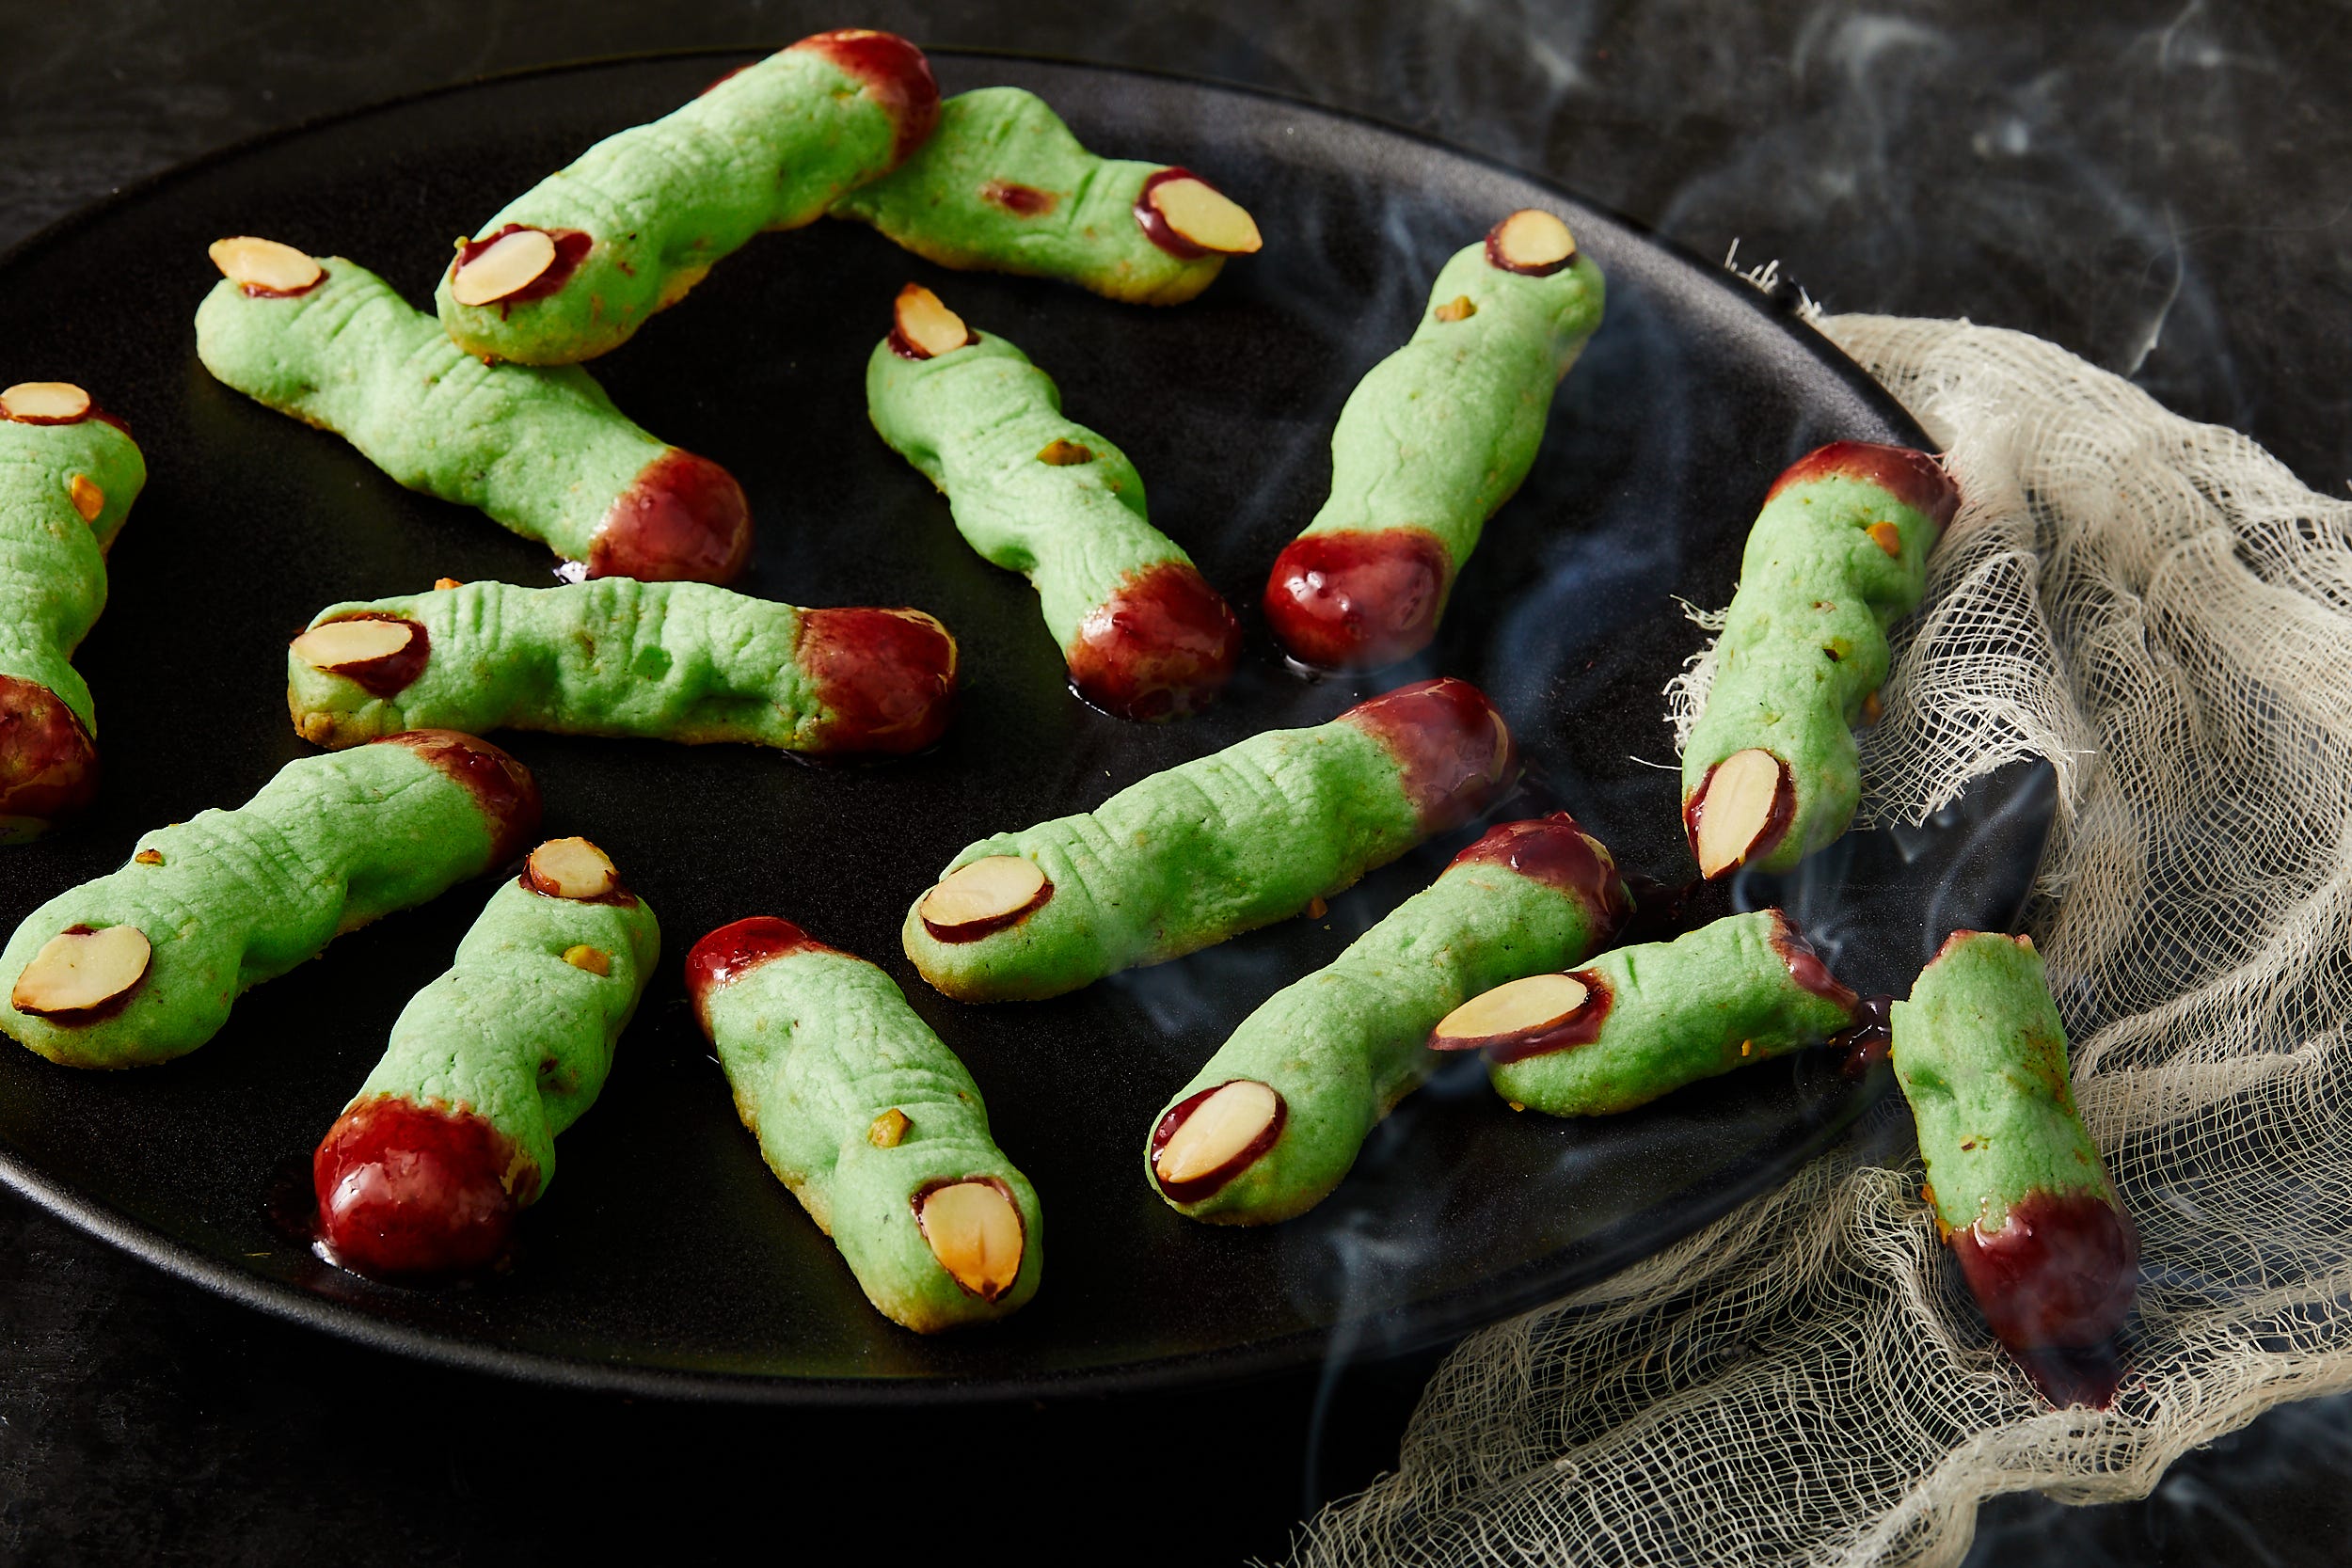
450,228,558,307
207,236,323,294
562,944,611,976
0,382,91,424
918,856,1048,938
1147,177,1263,255
1486,209,1577,276
1431,973,1590,1048
290,617,416,674
1434,294,1478,324
1154,1080,1280,1187
891,284,972,359
1867,521,1903,558
67,475,104,522
868,1107,911,1148
12,925,151,1020
979,179,1057,216
1692,747,1788,879
433,577,464,592
1036,438,1094,467
917,1180,1024,1300
134,848,164,866
524,836,618,900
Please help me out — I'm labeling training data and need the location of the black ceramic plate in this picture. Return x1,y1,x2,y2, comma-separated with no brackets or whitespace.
0,50,2049,1401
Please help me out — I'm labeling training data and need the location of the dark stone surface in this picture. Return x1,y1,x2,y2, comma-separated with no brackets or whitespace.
2,3,2347,1563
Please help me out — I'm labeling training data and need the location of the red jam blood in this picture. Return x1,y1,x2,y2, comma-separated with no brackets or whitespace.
517,863,638,908
981,180,1058,216
1132,168,1223,260
242,266,326,301
685,916,827,1031
450,224,592,307
2011,1342,2125,1411
1475,973,1613,1065
787,29,941,165
1950,1189,2139,1407
1830,993,1895,1075
385,730,541,863
589,448,754,585
1768,914,1859,1010
311,612,429,698
312,1096,532,1282
1149,1083,1288,1205
1682,752,1796,877
0,675,99,827
1,399,91,429
1263,528,1452,672
1766,441,1961,534
1451,813,1632,934
799,608,958,754
1340,676,1518,832
1067,562,1242,721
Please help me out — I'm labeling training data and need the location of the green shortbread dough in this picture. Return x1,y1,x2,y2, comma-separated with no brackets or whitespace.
868,325,1221,712
1680,467,1943,873
1301,236,1602,564
695,929,1042,1332
351,866,659,1196
1485,910,1857,1117
1892,932,2114,1236
0,735,533,1069
1154,818,1626,1225
197,256,692,569
901,681,1514,1004
1264,220,1604,668
286,578,940,753
831,87,1232,306
0,408,145,838
0,413,142,732
436,36,916,363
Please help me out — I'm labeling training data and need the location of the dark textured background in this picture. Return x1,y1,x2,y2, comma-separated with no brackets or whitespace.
1,2,2348,1562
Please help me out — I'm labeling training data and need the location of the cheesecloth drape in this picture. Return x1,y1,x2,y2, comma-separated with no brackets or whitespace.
1289,312,2352,1567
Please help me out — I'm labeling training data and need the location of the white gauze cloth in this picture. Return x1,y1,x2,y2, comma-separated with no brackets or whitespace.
1288,313,2352,1567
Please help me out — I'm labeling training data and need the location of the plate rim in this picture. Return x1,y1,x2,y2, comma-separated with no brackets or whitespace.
0,45,1947,1406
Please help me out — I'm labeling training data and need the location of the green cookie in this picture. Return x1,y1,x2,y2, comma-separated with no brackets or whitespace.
313,836,659,1280
0,732,540,1069
903,676,1519,1004
1263,210,1605,671
198,248,751,583
831,87,1257,306
287,578,958,757
1891,930,2136,1366
1471,909,1857,1116
686,916,1042,1333
1680,442,1959,878
1151,814,1628,1225
436,30,941,364
866,298,1238,720
0,388,145,839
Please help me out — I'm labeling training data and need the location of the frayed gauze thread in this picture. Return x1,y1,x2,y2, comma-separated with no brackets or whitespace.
1285,315,2352,1568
